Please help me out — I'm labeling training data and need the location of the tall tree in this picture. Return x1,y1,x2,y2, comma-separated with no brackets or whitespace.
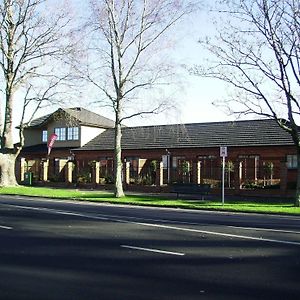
0,0,73,186
193,0,300,206
86,0,196,197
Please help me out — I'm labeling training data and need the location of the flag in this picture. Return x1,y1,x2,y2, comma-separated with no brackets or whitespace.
47,133,57,156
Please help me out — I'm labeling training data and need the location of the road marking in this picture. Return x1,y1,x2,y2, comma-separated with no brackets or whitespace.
121,245,185,256
85,212,300,235
228,225,300,235
2,204,110,221
3,203,300,247
0,225,12,230
115,219,300,247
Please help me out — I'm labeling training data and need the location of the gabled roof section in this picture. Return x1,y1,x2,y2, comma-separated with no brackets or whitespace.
77,119,295,151
25,107,115,129
26,112,53,127
64,107,115,128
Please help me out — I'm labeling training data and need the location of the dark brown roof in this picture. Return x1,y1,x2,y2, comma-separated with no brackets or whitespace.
26,107,115,129
21,144,72,153
76,119,294,151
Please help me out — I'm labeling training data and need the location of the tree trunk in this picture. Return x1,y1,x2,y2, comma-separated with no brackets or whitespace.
0,100,20,186
0,70,18,187
114,121,124,198
0,153,18,187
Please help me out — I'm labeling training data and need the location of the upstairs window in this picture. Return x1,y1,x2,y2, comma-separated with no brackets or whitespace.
42,130,48,143
67,127,79,140
54,127,66,141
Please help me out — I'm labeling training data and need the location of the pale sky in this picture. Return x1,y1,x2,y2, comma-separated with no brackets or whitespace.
159,4,233,125
73,0,235,126
16,0,235,134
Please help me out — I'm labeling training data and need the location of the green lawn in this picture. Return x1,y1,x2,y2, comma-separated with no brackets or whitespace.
0,186,299,215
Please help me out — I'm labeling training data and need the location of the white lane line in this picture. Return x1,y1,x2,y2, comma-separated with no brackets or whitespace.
4,203,300,247
85,213,300,235
3,204,110,221
121,220,300,247
0,225,12,230
228,225,300,235
121,245,185,256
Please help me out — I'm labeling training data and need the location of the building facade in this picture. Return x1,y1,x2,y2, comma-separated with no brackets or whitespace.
17,108,298,197
17,107,115,183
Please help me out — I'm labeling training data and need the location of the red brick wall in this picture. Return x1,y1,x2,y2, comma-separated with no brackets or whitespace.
17,144,297,195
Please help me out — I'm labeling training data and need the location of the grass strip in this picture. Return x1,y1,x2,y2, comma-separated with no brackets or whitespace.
0,186,299,215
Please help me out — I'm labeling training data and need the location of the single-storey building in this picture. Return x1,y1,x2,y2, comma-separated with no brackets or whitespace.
17,107,298,197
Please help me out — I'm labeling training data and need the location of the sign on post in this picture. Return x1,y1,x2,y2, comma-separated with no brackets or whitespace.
220,146,228,157
220,146,228,206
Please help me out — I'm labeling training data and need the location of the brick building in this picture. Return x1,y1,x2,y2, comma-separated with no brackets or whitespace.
17,107,298,197
17,107,115,183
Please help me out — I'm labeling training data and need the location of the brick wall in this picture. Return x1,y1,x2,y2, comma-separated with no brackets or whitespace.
17,144,298,197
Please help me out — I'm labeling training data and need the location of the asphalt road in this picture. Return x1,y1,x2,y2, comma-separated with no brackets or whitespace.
0,195,300,300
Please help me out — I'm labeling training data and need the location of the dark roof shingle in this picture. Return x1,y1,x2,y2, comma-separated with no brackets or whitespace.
64,107,115,128
26,107,115,129
77,119,294,151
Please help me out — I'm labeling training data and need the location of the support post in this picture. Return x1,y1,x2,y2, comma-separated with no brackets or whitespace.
124,161,130,185
92,162,100,185
222,156,225,206
66,161,73,184
193,161,201,184
42,160,49,182
156,161,164,186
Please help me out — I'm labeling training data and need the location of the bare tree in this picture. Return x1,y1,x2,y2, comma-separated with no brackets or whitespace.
0,0,73,186
84,0,197,197
193,0,300,206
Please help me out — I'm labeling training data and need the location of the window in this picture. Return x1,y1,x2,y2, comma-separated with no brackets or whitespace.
67,127,79,140
287,155,297,169
54,127,66,141
42,130,48,143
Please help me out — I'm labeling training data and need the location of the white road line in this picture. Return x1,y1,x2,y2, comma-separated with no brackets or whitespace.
228,225,300,235
3,203,300,247
85,213,300,235
121,245,185,256
117,219,300,247
0,225,12,230
3,204,110,221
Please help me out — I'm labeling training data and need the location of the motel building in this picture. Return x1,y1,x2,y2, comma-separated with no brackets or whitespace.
16,107,298,198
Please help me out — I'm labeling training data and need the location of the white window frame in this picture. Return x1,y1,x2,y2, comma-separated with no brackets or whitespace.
67,127,79,140
42,130,48,143
54,127,66,141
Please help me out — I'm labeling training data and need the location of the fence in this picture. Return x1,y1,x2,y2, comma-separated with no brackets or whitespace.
125,162,281,189
19,158,285,192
